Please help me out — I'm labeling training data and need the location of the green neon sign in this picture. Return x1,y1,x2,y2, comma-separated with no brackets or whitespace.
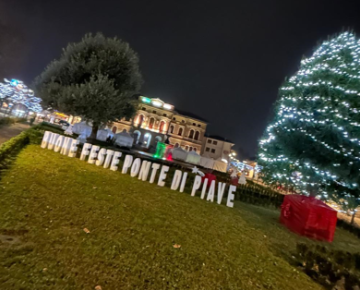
142,97,151,104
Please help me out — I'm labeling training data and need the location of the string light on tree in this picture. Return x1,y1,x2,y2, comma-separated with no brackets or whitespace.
0,78,42,113
258,32,360,221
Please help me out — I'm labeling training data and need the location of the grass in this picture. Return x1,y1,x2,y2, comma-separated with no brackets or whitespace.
0,146,358,289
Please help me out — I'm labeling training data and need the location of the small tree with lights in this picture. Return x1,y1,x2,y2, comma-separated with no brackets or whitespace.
0,78,42,114
34,33,142,139
258,32,360,223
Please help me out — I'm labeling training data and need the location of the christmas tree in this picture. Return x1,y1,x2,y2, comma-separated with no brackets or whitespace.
0,78,42,113
258,32,360,217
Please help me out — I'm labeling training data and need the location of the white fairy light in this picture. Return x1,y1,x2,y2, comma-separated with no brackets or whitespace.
258,32,360,200
0,78,42,113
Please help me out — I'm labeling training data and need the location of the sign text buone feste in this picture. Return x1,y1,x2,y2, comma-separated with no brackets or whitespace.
41,131,236,208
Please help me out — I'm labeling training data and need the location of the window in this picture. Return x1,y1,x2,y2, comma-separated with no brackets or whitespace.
163,113,167,117
207,139,211,144
185,145,189,151
211,149,216,153
205,147,210,152
159,121,166,132
153,110,157,114
182,120,185,123
148,118,155,129
194,131,200,140
112,126,117,133
197,124,201,127
189,146,193,151
175,143,179,148
135,114,144,127
170,125,174,134
133,130,141,144
173,117,176,121
213,140,218,145
189,129,194,139
194,148,197,152
142,107,146,111
143,133,152,148
155,136,162,143
178,127,183,136
193,123,196,126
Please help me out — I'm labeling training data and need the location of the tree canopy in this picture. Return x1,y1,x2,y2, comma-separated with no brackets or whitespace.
258,32,360,214
34,33,143,137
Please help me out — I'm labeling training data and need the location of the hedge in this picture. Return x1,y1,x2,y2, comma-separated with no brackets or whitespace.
0,117,27,126
337,219,360,239
296,243,360,289
235,183,285,208
0,123,69,177
0,131,30,174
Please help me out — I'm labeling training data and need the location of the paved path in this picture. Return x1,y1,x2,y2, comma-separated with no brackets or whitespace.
0,123,30,144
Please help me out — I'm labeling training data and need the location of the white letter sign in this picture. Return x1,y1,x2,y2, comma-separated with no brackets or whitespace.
226,185,236,208
191,175,202,197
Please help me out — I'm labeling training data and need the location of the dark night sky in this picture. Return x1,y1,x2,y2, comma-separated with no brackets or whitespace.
1,0,360,158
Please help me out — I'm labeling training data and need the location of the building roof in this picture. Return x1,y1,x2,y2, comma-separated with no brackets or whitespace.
205,134,234,143
175,108,209,123
136,94,208,123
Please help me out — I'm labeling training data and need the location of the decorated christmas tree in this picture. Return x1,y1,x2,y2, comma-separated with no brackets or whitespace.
0,78,42,113
258,32,360,219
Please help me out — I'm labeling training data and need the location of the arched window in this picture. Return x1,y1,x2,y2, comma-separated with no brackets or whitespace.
194,131,200,140
143,133,152,148
159,121,166,133
135,114,144,127
175,143,179,148
194,148,197,152
178,127,183,136
185,145,189,151
148,118,155,129
189,146,193,151
189,129,194,139
155,136,162,143
133,130,141,144
112,126,117,133
170,125,174,134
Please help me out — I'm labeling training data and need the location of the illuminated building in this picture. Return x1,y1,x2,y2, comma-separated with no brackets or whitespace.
112,96,208,152
201,135,234,163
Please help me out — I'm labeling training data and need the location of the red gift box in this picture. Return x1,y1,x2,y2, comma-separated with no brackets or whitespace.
280,195,337,242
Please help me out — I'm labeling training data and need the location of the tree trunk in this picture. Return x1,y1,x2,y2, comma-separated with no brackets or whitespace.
89,122,99,141
309,191,316,197
308,185,318,197
351,211,356,225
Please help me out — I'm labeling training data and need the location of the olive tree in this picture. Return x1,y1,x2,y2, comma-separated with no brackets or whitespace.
34,33,142,139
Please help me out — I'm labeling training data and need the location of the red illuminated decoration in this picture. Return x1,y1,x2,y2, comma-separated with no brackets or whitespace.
165,144,173,161
280,195,337,242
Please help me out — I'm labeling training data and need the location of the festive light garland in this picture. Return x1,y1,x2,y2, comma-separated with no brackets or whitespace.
0,78,42,113
258,32,360,200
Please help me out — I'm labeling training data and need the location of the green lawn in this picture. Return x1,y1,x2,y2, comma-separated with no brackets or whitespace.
0,146,358,289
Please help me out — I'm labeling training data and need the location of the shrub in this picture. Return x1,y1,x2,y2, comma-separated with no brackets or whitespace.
0,131,29,174
336,219,360,239
296,243,360,289
0,123,72,177
0,117,27,127
235,183,285,208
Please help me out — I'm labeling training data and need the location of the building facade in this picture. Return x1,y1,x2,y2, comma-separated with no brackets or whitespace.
201,135,234,162
111,96,208,153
